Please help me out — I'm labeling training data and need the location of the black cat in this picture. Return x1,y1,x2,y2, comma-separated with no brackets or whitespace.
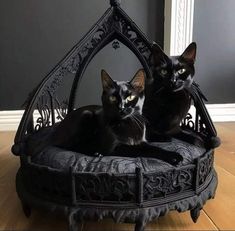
52,69,183,165
144,42,197,140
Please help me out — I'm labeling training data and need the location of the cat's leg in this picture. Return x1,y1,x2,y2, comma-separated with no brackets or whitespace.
139,142,183,166
113,143,183,166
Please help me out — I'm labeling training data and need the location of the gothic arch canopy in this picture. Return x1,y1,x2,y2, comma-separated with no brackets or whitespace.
14,1,155,143
13,0,219,150
67,3,155,111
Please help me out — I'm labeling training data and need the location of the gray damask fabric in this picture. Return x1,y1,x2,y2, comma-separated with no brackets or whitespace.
28,126,206,174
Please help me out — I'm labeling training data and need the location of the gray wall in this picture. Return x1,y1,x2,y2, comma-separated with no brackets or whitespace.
0,0,164,110
193,0,235,104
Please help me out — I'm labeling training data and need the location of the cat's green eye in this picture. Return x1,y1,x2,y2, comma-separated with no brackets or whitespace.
178,68,186,74
160,69,168,76
126,95,136,102
109,95,117,102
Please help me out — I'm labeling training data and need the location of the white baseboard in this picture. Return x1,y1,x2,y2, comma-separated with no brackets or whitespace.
205,103,235,122
0,104,235,131
0,110,40,132
0,110,24,131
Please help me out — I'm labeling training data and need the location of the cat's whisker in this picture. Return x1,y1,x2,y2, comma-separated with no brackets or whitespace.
130,115,142,132
139,114,147,123
133,112,147,124
134,115,143,126
130,115,139,129
132,114,144,132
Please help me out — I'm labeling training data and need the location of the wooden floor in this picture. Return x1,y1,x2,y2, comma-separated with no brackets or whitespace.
0,122,235,230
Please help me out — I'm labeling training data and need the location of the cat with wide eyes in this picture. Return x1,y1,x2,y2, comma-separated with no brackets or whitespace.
52,69,183,165
143,42,197,140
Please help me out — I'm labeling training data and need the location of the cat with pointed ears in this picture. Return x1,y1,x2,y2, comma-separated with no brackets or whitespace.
52,69,183,165
144,42,197,140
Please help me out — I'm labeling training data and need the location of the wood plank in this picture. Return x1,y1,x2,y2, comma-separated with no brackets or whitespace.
214,147,235,176
83,219,115,231
214,123,235,176
0,131,15,151
82,210,218,231
112,210,218,231
148,210,217,230
203,166,235,230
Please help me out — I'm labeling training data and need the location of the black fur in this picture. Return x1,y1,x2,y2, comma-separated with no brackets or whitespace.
52,69,183,166
144,42,197,140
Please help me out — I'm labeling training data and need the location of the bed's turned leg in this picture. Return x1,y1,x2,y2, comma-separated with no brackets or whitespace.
190,206,202,223
135,220,146,231
22,202,31,218
68,210,79,231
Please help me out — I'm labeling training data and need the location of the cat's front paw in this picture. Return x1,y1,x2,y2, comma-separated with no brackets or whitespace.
166,152,183,166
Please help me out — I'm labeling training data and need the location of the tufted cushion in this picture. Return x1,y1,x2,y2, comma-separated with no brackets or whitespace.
27,125,206,174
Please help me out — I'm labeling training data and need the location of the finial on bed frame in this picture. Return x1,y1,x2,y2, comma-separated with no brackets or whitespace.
110,0,121,7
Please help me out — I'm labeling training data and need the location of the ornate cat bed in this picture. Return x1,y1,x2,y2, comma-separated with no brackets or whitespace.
15,128,217,231
12,1,220,231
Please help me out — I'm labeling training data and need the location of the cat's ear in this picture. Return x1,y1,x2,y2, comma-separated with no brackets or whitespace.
180,42,197,64
130,69,145,93
152,42,168,64
101,69,115,91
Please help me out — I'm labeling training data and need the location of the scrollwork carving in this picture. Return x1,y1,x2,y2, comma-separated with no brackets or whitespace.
34,91,68,131
198,152,213,186
143,168,194,200
181,111,210,138
181,113,195,130
118,15,151,63
35,94,51,131
198,116,208,136
54,98,68,121
75,174,136,202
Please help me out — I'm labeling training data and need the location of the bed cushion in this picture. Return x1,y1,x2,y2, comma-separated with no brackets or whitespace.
26,125,206,174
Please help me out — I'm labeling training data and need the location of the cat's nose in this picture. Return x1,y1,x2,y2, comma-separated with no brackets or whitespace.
119,107,125,112
119,103,125,111
171,77,177,83
170,78,177,86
